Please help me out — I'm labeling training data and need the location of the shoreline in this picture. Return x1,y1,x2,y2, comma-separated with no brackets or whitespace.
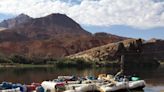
0,62,163,68
160,62,164,65
0,64,54,68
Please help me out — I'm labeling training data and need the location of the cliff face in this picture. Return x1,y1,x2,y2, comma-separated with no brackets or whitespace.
143,39,164,62
0,13,126,58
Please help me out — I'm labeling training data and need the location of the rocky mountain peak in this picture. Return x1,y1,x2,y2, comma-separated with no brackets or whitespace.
40,13,82,29
0,13,32,28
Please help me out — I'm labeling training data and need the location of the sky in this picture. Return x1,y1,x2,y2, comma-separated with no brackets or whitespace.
0,0,164,40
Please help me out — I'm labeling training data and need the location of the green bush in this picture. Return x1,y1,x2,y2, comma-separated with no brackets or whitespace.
0,56,12,63
10,55,31,64
55,58,92,68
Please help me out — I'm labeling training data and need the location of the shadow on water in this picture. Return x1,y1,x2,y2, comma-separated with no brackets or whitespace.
131,89,144,92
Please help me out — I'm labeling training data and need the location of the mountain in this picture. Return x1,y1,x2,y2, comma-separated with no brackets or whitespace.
0,13,127,58
0,13,91,42
0,13,32,28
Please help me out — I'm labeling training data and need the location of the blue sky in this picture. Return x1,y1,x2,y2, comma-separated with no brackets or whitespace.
0,13,14,21
0,0,164,40
82,25,164,40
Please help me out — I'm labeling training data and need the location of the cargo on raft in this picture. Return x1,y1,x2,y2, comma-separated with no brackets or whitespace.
41,74,146,92
0,74,146,92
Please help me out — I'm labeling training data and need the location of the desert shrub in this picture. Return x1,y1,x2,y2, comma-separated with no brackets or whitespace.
10,55,31,64
0,56,12,63
55,58,92,68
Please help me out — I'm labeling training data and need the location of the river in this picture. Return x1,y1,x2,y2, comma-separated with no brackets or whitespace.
0,65,163,92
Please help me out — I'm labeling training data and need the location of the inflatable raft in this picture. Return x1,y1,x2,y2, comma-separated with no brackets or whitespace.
64,84,98,92
128,80,145,89
0,87,21,92
41,81,65,92
99,80,145,92
41,74,146,92
0,82,27,92
99,82,127,92
97,74,146,92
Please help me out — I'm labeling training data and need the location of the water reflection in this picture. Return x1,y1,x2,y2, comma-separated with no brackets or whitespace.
0,67,119,84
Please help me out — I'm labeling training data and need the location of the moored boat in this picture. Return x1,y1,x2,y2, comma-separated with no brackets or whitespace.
41,74,146,92
0,87,21,92
26,83,41,92
64,83,98,92
41,81,65,92
98,82,127,92
128,80,146,90
0,82,26,92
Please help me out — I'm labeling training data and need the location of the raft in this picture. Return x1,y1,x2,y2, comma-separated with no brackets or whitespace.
58,76,78,81
41,81,65,92
128,80,146,89
0,82,26,92
99,82,127,92
26,83,41,92
40,74,146,92
64,84,98,92
99,80,146,92
0,87,21,92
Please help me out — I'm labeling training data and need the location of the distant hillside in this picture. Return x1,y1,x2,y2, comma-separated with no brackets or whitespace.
0,13,127,58
68,39,138,61
68,38,162,67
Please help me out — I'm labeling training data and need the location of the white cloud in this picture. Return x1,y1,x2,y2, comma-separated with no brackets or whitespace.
0,0,164,28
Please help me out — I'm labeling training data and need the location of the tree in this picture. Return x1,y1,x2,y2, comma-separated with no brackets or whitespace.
10,55,29,64
116,42,126,55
